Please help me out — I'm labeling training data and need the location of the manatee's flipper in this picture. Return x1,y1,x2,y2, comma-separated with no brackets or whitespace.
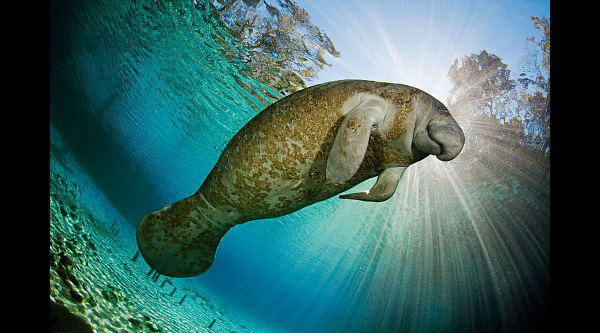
136,195,234,278
339,167,406,202
327,98,387,184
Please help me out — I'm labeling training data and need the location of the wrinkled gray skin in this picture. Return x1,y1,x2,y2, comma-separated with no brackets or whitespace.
136,80,465,277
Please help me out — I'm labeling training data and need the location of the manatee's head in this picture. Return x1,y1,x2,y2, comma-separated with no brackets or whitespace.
412,102,465,161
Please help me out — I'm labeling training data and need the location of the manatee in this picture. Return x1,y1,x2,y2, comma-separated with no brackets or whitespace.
136,80,465,277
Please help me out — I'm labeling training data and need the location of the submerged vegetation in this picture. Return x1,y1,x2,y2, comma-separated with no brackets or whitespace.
50,147,263,332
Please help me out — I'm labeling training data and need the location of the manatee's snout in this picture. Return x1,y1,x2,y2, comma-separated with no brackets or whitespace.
414,113,465,161
429,118,465,161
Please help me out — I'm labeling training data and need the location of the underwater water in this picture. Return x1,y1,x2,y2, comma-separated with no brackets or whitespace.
50,0,549,332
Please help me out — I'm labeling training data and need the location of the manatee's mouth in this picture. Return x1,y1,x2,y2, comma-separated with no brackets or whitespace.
414,126,442,155
414,118,465,161
429,122,465,161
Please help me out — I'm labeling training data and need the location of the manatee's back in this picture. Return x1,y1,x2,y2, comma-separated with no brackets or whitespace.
198,80,387,219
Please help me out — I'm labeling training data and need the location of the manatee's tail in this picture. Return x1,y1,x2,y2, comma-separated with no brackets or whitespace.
136,196,233,278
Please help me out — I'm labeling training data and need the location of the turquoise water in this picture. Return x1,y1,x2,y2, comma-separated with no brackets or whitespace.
50,0,549,332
